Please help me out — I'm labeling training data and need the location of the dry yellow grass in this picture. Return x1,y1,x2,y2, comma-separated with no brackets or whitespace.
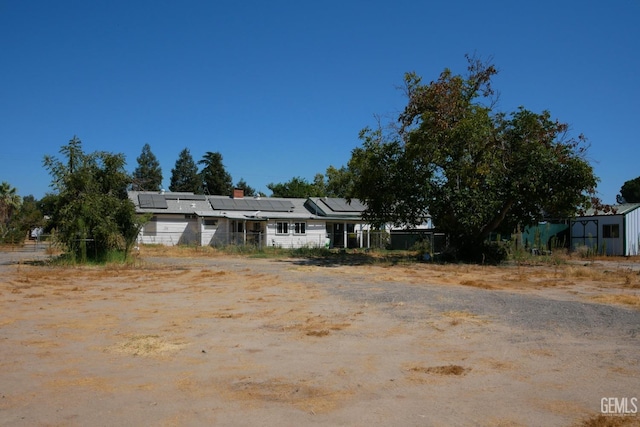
574,414,640,427
409,364,469,376
589,294,640,308
107,334,189,357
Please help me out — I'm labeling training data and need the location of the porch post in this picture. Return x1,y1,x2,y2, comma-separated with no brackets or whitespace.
343,222,348,249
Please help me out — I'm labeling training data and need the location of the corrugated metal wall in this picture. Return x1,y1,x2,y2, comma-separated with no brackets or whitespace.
625,207,640,256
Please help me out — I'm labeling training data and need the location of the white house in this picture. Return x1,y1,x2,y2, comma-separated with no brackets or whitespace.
129,191,211,246
570,203,640,256
129,190,372,249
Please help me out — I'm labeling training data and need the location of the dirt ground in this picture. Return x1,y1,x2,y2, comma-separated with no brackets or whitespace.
1,246,639,427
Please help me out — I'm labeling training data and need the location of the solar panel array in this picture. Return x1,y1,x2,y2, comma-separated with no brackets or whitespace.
138,194,168,209
209,197,295,212
320,198,366,212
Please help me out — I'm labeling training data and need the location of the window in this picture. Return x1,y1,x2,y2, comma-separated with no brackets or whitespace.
294,222,306,234
203,219,217,229
276,221,289,234
602,224,620,238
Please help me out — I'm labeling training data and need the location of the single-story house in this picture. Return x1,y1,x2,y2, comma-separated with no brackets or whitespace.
129,190,373,249
570,203,640,256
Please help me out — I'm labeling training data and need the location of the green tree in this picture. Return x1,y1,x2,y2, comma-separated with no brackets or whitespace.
324,165,354,198
349,56,599,262
267,176,324,198
132,143,163,191
199,151,233,195
235,178,256,197
619,176,640,203
0,181,21,227
0,182,23,242
43,136,144,262
4,195,45,243
169,148,200,193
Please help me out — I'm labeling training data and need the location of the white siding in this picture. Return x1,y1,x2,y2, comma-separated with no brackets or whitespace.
571,217,599,251
599,216,624,256
572,214,634,256
625,208,640,256
139,215,199,246
267,220,328,248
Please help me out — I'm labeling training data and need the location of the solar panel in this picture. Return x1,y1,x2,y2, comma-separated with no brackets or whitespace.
138,194,168,209
320,198,365,212
208,197,294,212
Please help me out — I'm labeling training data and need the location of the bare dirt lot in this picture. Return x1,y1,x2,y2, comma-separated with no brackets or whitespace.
1,246,639,426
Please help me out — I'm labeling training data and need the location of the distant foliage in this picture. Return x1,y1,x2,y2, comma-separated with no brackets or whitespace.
267,176,323,198
619,176,640,203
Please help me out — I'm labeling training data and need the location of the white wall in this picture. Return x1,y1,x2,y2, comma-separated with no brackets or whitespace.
139,215,199,246
625,208,640,256
571,215,624,255
266,220,328,248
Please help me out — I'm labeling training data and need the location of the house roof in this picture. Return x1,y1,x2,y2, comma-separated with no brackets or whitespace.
129,191,369,222
129,191,212,214
305,197,367,219
577,203,640,217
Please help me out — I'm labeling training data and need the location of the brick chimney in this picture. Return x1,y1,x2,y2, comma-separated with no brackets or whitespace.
232,188,244,199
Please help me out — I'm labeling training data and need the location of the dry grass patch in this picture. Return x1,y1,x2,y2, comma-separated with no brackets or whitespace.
459,279,496,289
227,377,354,414
589,294,640,309
442,310,487,326
409,364,469,376
108,334,189,357
574,414,640,427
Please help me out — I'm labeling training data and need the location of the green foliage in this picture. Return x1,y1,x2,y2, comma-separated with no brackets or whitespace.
199,151,233,196
0,181,21,227
267,165,354,199
43,136,145,262
349,56,599,263
132,143,163,191
267,176,323,198
169,148,200,193
619,175,640,203
323,165,354,198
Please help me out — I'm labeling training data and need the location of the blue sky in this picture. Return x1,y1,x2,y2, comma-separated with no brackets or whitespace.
1,1,638,203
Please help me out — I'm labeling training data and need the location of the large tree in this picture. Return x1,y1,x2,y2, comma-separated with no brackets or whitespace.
43,136,143,261
619,176,640,203
324,165,354,198
132,143,163,191
199,151,233,195
267,176,324,198
349,56,599,262
169,148,200,193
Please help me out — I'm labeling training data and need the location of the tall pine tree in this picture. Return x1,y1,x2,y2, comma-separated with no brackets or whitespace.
169,148,200,193
132,143,163,191
199,151,233,195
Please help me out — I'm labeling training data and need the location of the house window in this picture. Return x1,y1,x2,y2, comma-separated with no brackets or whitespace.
276,222,289,234
294,222,306,235
602,224,620,238
203,219,217,229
